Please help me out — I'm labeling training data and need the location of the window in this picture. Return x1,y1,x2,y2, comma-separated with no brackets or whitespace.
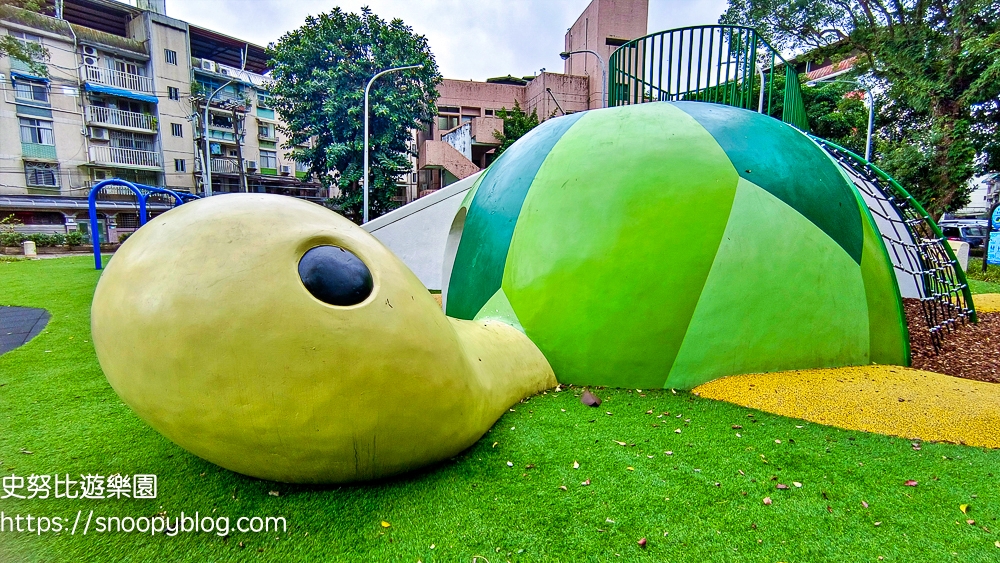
437,106,460,114
118,213,140,228
19,118,54,145
485,109,495,116
174,159,186,172
258,123,271,137
110,131,154,152
171,123,183,137
164,49,177,65
168,86,179,100
437,115,459,131
259,150,277,169
256,92,272,108
14,79,48,103
11,31,42,47
113,59,144,76
24,162,58,187
210,113,233,129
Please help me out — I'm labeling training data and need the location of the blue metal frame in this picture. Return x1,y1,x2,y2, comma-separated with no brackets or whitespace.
88,179,199,270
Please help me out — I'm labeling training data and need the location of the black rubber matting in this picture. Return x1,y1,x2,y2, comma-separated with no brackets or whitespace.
0,306,50,355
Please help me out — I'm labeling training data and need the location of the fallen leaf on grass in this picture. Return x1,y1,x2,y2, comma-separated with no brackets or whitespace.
559,485,568,491
960,504,969,514
580,390,601,407
506,461,514,467
581,479,591,486
627,467,635,471
776,484,789,490
793,482,802,488
268,491,280,497
862,501,869,509
874,522,881,526
762,497,772,505
967,519,976,526
573,461,580,469
665,451,673,455
732,425,742,429
827,505,833,513
674,429,682,434
614,440,627,446
637,538,647,548
380,521,391,528
904,480,918,487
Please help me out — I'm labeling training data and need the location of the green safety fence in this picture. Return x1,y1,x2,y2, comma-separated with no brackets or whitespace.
608,25,810,132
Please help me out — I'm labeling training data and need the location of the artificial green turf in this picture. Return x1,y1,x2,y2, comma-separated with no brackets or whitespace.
2,256,1000,562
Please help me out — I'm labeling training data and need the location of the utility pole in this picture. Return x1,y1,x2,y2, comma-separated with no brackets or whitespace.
232,105,247,192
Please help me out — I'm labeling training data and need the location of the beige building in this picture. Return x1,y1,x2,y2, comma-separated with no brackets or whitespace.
413,0,647,199
0,0,316,242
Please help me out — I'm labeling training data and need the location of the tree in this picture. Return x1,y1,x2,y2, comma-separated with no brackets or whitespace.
493,101,539,157
0,0,50,76
266,7,440,222
721,0,1000,214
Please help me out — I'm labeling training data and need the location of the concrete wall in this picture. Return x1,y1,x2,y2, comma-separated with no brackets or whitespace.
147,12,195,192
564,0,648,107
525,72,590,118
363,172,481,290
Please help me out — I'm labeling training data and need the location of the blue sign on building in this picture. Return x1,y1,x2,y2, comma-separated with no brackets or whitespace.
989,205,1000,266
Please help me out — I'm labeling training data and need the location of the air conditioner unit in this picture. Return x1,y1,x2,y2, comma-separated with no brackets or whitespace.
82,45,98,56
200,59,217,72
83,56,99,66
88,127,109,140
245,160,258,171
219,68,231,76
280,165,291,176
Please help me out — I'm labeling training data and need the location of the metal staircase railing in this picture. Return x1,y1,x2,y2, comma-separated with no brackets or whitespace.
608,25,810,131
813,137,977,351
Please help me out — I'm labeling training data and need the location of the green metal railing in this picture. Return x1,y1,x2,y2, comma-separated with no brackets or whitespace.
608,25,809,131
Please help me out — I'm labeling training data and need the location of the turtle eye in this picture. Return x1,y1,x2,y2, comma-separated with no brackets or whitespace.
298,245,374,306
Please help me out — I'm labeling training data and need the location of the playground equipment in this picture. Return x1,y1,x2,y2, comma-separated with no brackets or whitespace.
87,179,199,270
608,24,974,350
91,194,555,483
90,24,975,483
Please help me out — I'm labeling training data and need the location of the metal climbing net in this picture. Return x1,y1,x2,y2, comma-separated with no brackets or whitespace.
813,137,977,352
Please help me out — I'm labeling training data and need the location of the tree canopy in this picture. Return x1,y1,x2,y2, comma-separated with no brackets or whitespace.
266,7,441,222
722,0,1000,214
492,101,540,157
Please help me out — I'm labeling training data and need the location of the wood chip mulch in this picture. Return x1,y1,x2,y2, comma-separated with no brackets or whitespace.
905,298,1000,383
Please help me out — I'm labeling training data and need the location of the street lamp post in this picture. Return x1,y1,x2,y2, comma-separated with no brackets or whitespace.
560,50,606,109
806,77,875,162
363,64,424,224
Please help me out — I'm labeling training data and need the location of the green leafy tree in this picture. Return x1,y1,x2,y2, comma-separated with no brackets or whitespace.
721,0,1000,214
266,7,440,222
493,101,539,156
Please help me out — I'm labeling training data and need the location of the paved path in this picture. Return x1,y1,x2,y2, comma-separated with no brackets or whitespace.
694,365,1000,448
0,306,50,355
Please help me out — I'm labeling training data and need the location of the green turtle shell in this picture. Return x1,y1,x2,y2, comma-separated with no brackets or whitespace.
445,101,908,390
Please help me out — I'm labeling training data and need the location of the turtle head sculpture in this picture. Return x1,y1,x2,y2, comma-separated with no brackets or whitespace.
91,193,555,483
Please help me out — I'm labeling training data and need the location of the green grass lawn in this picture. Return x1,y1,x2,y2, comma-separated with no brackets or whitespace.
968,258,1000,294
3,256,1000,562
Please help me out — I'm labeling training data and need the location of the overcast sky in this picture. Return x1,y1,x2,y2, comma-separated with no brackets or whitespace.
147,0,728,80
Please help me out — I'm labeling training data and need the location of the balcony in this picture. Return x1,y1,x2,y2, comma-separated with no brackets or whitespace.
82,65,154,94
85,106,156,132
89,145,160,170
195,157,241,174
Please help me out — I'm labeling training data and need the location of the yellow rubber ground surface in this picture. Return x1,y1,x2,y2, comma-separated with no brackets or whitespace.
693,365,1000,448
974,293,1000,313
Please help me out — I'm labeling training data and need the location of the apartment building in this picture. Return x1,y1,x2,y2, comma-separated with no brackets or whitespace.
0,0,317,242
413,0,648,199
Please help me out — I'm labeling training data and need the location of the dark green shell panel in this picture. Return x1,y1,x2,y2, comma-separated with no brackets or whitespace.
445,112,586,320
674,101,864,264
